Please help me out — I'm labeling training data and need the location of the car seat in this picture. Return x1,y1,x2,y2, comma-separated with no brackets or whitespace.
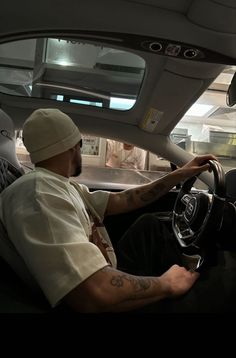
0,110,50,312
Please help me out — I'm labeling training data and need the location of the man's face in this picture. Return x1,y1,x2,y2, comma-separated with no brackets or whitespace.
123,143,134,150
71,139,82,177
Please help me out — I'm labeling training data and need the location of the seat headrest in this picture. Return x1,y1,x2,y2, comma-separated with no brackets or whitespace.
0,109,22,171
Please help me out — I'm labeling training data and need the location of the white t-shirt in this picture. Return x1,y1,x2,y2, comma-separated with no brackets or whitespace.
0,168,115,306
106,140,146,170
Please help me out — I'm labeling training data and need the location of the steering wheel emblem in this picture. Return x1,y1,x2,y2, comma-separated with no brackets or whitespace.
187,201,194,215
185,197,196,222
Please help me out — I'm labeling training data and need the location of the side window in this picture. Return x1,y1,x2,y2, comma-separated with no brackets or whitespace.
148,152,171,173
105,139,147,171
15,130,31,166
80,135,107,167
15,131,171,188
15,130,107,168
15,129,168,175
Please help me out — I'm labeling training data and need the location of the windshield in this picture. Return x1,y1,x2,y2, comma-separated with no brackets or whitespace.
171,66,236,173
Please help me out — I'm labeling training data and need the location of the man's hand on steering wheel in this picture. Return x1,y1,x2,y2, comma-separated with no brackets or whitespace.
180,154,218,179
172,158,226,267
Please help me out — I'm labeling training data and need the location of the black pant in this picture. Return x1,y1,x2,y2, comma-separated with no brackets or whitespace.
116,213,183,276
116,214,236,313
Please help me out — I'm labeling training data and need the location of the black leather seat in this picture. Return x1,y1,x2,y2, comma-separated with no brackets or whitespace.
0,110,50,313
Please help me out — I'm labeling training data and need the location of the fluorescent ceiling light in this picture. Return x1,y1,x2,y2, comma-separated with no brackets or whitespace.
56,95,64,101
186,103,214,117
110,97,135,110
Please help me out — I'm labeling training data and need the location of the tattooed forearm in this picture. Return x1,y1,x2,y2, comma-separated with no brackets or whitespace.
140,183,166,202
124,190,136,206
124,183,167,206
110,274,152,297
107,172,179,216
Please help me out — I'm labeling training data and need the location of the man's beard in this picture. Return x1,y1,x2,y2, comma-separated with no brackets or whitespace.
72,163,82,177
71,154,82,177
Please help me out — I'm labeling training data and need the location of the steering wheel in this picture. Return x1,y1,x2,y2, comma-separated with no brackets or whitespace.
172,160,226,257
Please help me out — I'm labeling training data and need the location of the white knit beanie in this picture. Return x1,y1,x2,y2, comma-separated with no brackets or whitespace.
23,108,81,164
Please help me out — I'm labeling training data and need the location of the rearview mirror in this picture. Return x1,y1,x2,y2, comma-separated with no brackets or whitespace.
227,72,236,107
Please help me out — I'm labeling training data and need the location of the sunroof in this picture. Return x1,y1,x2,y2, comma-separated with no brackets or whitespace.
0,37,146,111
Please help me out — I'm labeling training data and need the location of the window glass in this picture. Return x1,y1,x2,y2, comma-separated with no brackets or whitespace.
15,131,106,167
105,139,147,170
15,132,169,190
171,66,236,181
0,38,145,111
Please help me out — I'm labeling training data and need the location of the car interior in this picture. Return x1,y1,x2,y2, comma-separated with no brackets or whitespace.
0,0,236,313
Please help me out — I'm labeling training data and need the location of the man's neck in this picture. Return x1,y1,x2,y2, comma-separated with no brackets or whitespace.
35,162,70,178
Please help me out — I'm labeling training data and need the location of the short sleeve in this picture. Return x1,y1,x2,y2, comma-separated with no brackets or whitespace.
1,173,108,306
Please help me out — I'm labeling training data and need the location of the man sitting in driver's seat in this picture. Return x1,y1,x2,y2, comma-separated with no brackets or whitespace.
2,108,233,314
